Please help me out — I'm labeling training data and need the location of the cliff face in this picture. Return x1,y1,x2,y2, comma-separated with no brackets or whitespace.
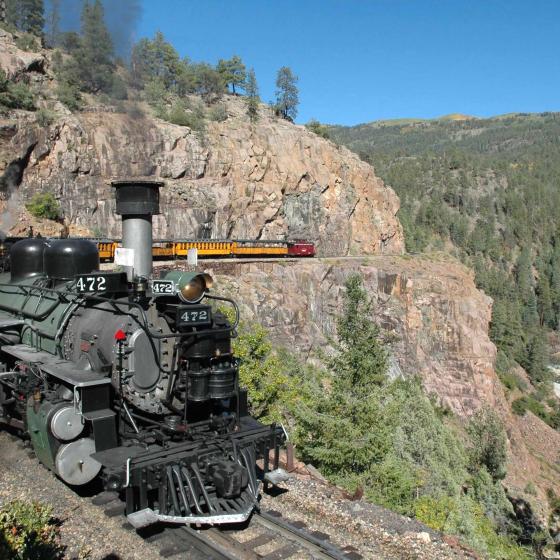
0,30,403,256
161,255,560,518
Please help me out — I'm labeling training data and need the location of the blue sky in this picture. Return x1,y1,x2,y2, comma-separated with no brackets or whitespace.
81,1,560,125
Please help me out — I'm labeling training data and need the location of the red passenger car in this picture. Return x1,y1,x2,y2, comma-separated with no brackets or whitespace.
287,240,316,257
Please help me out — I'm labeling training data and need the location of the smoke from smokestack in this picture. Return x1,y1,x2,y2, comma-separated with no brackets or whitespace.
45,0,142,58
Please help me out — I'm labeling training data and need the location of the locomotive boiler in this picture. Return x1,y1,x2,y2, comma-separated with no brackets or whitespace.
0,180,285,528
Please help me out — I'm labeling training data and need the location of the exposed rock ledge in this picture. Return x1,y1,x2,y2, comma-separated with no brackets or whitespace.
1,98,403,257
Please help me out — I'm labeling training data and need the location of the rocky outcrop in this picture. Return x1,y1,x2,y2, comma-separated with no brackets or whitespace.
0,49,403,255
0,29,47,80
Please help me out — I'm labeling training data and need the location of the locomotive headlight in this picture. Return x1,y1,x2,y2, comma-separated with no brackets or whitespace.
164,271,214,303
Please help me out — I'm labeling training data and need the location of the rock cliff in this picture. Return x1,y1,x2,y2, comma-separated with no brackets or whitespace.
0,30,403,255
160,254,560,521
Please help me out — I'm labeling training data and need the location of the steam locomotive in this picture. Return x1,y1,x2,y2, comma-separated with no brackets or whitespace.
0,180,285,528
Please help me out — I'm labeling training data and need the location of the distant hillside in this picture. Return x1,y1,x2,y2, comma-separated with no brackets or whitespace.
330,112,560,431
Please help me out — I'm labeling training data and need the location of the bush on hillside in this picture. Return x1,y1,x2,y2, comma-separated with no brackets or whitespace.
0,70,35,111
25,193,61,220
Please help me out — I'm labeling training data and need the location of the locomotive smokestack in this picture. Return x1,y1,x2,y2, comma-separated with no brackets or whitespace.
112,179,163,280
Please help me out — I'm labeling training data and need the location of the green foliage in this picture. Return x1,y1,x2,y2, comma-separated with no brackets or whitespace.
15,33,40,52
306,119,330,139
6,0,44,37
466,407,507,481
274,66,299,121
130,31,183,90
217,55,246,94
208,103,228,122
0,500,63,560
190,63,225,102
232,323,311,425
297,275,463,511
69,0,114,94
418,495,531,560
55,81,81,111
245,68,259,122
35,107,56,127
25,192,60,220
329,114,560,407
166,99,205,131
0,71,35,111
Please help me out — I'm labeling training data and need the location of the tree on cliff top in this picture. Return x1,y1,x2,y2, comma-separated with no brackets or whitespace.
6,0,44,37
245,67,259,122
217,55,246,94
274,66,299,121
74,0,114,93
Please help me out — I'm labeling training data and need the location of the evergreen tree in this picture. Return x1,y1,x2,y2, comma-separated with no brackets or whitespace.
6,0,43,36
526,330,550,385
74,0,114,93
191,62,224,102
20,0,44,37
297,274,390,478
514,247,533,303
245,67,259,122
216,55,246,94
45,0,60,47
536,268,554,327
274,66,299,121
130,31,182,90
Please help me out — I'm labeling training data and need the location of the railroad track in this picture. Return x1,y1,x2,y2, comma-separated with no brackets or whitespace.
92,490,363,560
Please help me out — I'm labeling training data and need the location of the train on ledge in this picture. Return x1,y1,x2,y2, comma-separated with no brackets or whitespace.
0,237,316,268
0,180,286,528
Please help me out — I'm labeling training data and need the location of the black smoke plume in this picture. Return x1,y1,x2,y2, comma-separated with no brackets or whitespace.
45,0,142,58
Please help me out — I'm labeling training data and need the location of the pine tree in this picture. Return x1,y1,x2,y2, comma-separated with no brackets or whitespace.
216,55,246,94
6,0,43,36
245,67,259,122
130,31,182,90
45,0,60,47
274,66,299,121
20,0,43,37
296,274,390,478
515,247,533,303
74,0,114,93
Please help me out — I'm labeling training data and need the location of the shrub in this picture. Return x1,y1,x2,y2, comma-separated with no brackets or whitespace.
165,100,205,131
25,193,61,220
466,407,507,481
55,82,81,112
306,119,330,139
35,108,56,127
0,70,35,111
15,33,40,52
233,323,310,425
208,103,227,122
0,500,63,559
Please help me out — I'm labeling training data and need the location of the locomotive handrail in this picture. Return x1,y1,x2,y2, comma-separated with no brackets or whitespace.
0,283,67,321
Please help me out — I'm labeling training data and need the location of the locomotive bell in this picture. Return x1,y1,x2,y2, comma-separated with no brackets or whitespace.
165,271,213,303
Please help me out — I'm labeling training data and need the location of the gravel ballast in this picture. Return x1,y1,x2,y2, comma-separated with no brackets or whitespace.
0,431,477,559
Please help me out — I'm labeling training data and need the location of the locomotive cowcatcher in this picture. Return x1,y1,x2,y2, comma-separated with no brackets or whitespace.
0,180,285,528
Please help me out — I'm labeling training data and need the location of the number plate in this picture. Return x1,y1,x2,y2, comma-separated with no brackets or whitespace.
176,305,212,327
152,280,175,295
75,272,127,293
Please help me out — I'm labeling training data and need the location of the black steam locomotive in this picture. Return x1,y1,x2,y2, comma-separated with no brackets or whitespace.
0,180,285,528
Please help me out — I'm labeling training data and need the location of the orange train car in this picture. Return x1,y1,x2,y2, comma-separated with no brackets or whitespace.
91,239,315,262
